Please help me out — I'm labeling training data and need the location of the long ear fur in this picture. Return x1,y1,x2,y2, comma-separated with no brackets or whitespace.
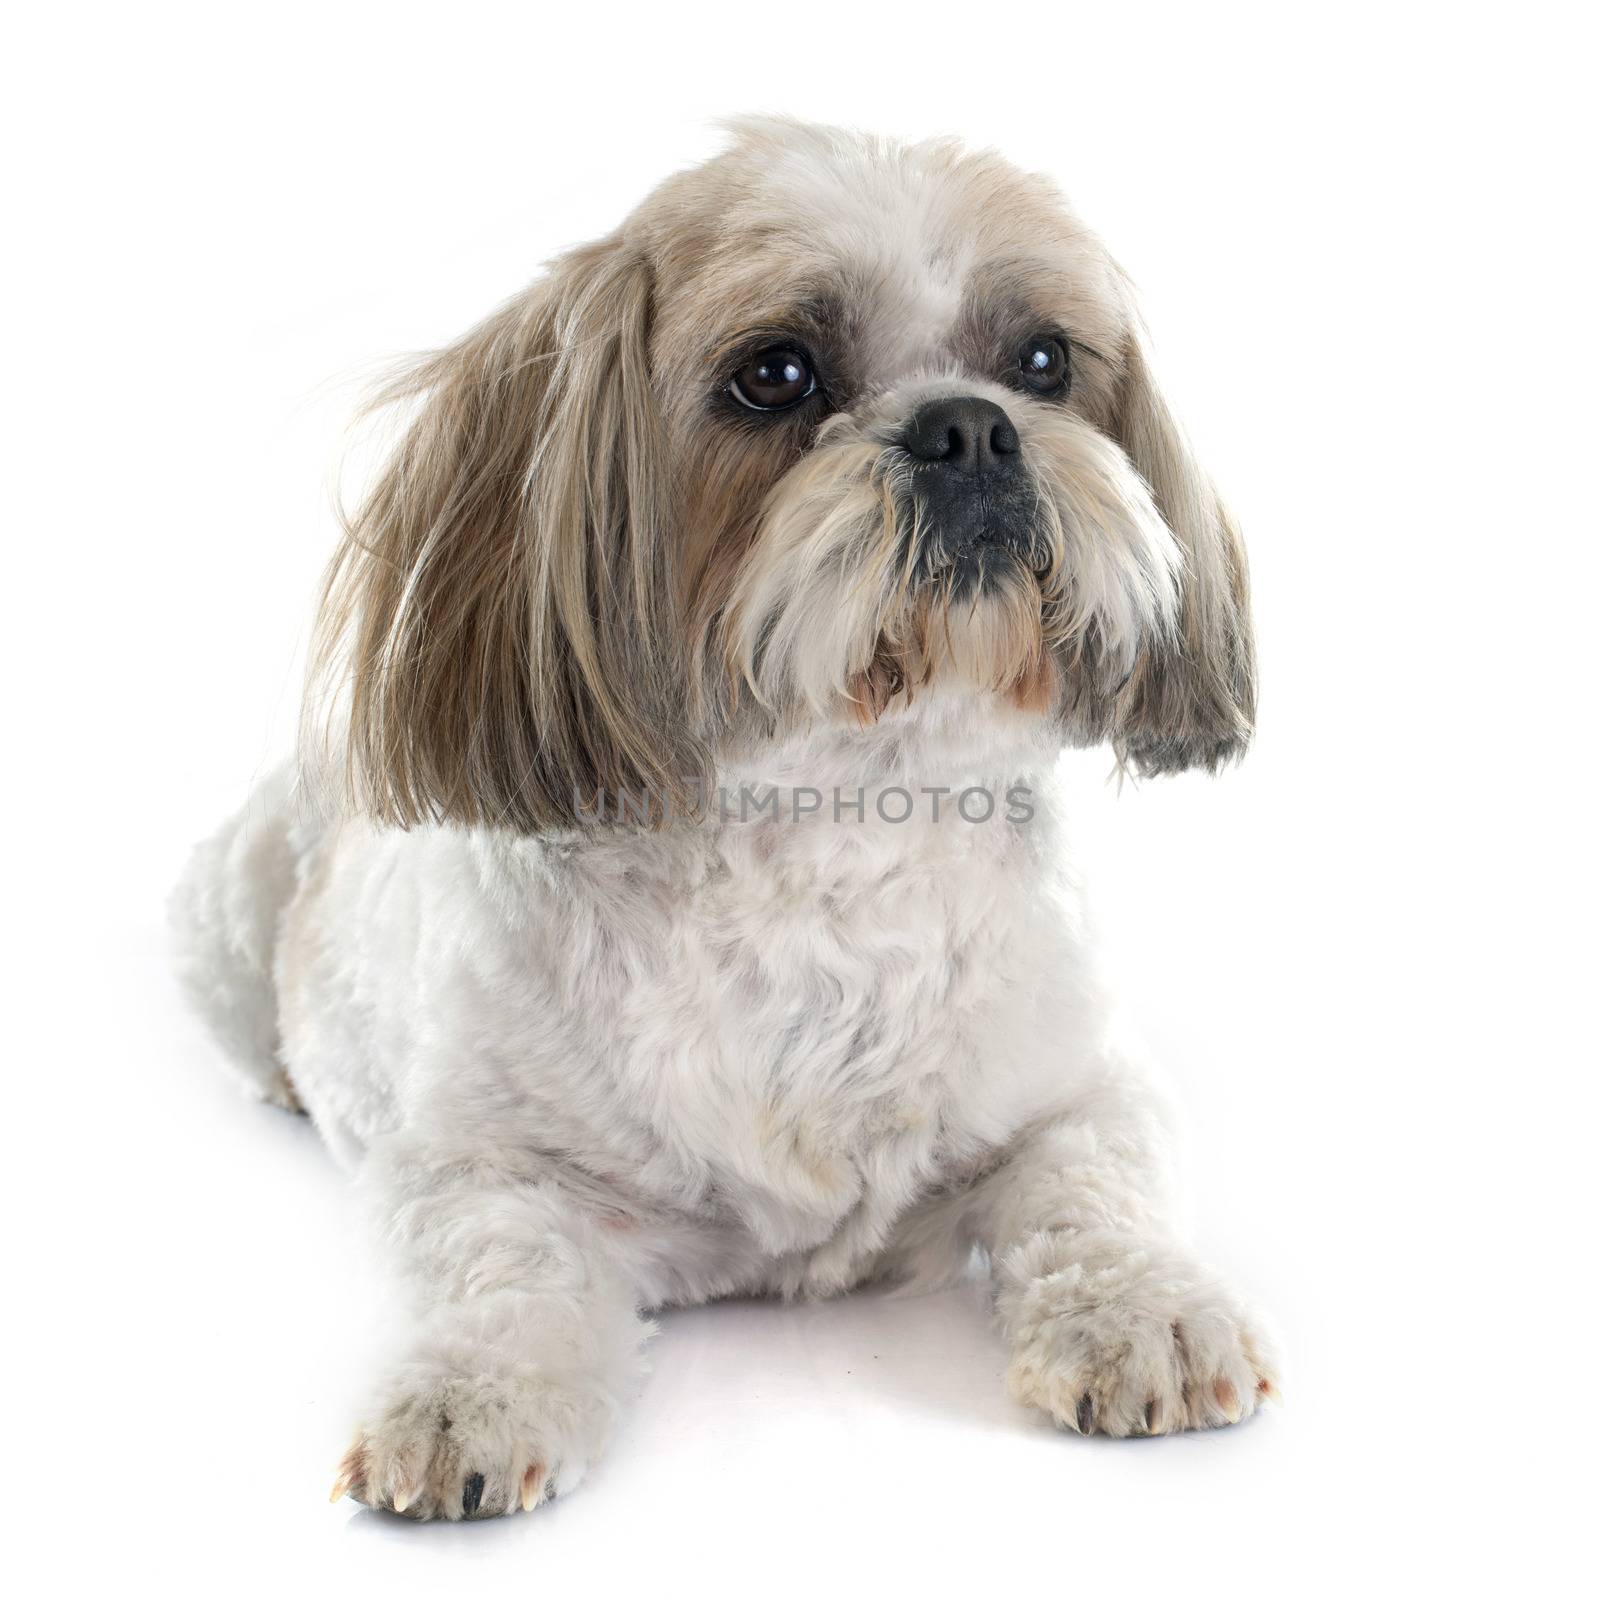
1105,295,1256,774
306,235,699,832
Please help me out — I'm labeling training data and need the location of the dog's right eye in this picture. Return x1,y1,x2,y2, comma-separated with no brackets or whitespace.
731,348,815,411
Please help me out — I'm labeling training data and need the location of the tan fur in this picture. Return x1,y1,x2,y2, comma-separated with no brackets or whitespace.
1096,299,1256,773
307,235,702,832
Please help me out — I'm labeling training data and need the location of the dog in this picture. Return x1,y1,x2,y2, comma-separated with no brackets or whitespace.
174,116,1276,1521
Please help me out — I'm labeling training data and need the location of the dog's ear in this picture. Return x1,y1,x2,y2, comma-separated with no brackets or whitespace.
1101,288,1256,774
308,234,701,831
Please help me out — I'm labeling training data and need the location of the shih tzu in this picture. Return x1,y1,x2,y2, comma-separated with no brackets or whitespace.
174,117,1276,1521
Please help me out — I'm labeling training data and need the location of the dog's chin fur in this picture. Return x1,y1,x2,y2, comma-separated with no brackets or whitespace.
173,119,1276,1521
721,388,1185,732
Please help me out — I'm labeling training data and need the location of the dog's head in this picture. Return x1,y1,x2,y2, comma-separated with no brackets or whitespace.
310,118,1254,830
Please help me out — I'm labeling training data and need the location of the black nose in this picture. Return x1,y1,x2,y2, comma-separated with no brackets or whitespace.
902,396,1021,473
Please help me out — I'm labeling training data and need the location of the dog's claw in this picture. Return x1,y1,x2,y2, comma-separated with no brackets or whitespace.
330,1438,365,1504
391,1489,412,1514
1213,1378,1241,1423
462,1473,485,1516
1074,1394,1094,1434
1144,1398,1160,1434
519,1463,547,1513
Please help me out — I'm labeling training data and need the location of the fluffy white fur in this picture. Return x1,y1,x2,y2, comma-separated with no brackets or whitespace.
173,120,1276,1522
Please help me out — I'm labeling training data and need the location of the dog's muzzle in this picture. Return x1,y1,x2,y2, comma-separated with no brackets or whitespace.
901,395,1039,581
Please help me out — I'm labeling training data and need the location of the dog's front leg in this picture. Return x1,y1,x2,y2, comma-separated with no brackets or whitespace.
971,1077,1279,1437
331,1136,648,1519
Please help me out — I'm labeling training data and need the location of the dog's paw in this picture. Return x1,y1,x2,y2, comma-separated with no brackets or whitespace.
329,1360,610,1520
1000,1233,1279,1438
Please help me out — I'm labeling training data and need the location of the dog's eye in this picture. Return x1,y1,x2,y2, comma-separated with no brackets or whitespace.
1017,335,1070,397
731,348,815,410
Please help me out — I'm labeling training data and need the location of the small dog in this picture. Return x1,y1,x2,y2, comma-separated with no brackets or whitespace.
175,117,1276,1520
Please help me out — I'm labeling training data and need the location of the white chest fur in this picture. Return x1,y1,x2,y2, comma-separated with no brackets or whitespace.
280,701,1111,1293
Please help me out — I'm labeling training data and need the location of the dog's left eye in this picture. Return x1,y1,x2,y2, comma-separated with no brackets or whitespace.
1017,335,1070,397
731,348,815,410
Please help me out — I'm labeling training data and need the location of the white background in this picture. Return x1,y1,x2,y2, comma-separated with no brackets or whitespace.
7,3,1595,1595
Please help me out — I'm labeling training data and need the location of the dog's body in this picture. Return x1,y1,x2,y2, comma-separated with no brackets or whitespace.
175,119,1276,1520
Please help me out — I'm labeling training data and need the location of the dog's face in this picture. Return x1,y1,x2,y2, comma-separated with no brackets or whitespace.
311,119,1255,831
